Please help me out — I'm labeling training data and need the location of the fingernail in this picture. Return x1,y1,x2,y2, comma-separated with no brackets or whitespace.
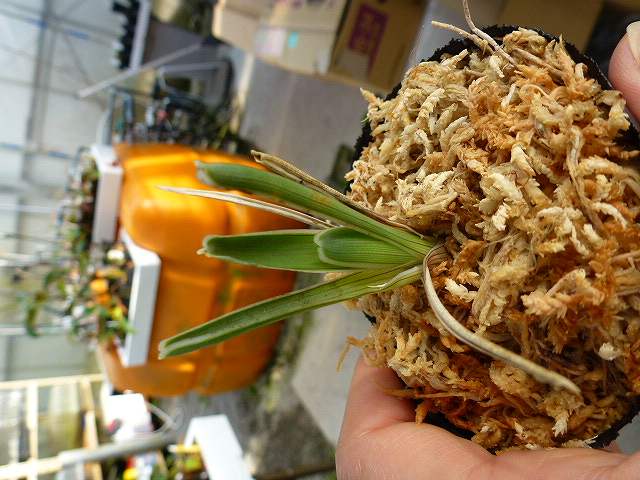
628,21,640,65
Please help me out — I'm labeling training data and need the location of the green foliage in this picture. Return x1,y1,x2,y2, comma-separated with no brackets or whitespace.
159,160,435,359
203,230,346,272
198,162,432,255
19,154,134,342
315,227,420,268
160,263,421,358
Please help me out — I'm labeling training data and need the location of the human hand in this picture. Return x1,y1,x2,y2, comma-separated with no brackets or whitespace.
336,357,640,479
610,22,640,120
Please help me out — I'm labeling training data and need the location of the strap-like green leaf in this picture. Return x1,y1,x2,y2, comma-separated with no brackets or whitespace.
158,186,333,229
253,151,421,236
203,230,349,272
198,162,433,256
158,264,421,358
314,227,420,268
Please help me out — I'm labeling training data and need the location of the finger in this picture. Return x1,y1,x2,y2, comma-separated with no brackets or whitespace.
609,31,640,121
338,421,494,479
340,423,634,480
336,357,636,480
603,441,622,454
494,447,634,480
337,356,492,479
338,355,414,439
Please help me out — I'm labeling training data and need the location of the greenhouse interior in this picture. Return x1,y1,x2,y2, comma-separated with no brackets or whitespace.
1,0,640,478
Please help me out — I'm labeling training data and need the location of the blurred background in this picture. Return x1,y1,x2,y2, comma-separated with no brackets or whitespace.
0,0,638,479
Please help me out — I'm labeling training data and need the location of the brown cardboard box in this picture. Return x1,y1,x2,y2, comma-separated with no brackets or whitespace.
269,0,348,30
252,0,347,75
212,0,267,52
440,0,604,52
330,0,427,90
498,0,604,51
215,0,270,17
607,0,640,10
213,0,427,91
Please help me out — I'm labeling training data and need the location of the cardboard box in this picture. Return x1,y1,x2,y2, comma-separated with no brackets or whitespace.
498,0,603,51
215,0,270,17
213,0,427,91
331,0,426,90
442,0,604,52
270,0,348,30
213,0,266,52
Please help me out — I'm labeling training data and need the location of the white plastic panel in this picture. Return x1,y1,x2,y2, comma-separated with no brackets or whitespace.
102,393,152,441
42,92,104,154
0,192,18,256
25,153,69,187
118,228,160,368
0,151,24,187
91,143,122,244
51,0,122,40
49,33,118,94
184,415,253,480
0,10,40,84
0,82,31,145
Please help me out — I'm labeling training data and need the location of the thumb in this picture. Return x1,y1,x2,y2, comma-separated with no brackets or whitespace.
609,22,640,121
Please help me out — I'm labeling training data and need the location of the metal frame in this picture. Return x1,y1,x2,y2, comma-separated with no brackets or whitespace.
0,373,104,480
0,373,176,480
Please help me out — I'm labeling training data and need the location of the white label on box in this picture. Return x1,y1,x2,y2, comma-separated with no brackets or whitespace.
255,26,287,58
316,47,331,73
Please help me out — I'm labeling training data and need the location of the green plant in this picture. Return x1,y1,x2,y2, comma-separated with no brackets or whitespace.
19,154,134,342
158,152,578,394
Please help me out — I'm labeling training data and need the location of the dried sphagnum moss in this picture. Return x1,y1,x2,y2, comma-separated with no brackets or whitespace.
346,28,640,449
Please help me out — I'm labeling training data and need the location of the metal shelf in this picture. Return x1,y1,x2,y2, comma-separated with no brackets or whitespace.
0,373,104,480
